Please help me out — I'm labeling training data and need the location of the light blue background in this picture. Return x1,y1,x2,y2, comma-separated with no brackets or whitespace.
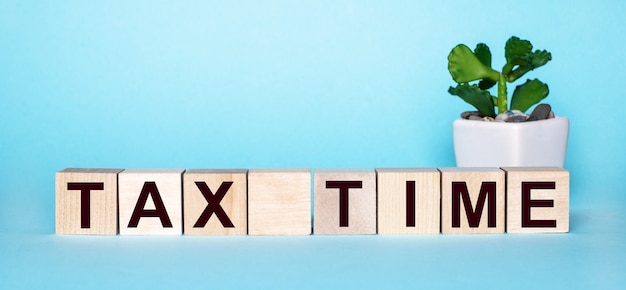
1,1,625,289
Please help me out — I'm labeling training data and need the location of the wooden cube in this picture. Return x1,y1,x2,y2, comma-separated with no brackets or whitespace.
502,167,569,233
314,169,376,235
55,168,123,235
183,169,247,235
248,169,311,235
377,168,440,235
119,169,184,235
440,167,505,234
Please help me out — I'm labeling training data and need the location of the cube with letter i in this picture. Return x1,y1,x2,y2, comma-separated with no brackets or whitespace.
377,168,440,235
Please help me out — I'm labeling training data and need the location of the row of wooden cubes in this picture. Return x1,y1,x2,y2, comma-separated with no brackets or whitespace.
56,167,569,235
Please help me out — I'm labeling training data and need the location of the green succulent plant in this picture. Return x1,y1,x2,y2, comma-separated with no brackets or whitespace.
447,36,551,117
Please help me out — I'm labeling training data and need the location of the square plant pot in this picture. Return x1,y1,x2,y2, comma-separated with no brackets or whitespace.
453,117,569,167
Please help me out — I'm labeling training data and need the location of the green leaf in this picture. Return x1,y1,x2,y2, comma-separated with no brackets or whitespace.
530,49,552,68
510,79,549,113
448,84,496,117
474,44,496,90
478,79,497,90
506,49,552,82
505,36,532,65
474,43,492,68
448,44,499,83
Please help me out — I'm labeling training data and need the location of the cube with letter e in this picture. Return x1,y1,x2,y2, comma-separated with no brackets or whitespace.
503,167,569,233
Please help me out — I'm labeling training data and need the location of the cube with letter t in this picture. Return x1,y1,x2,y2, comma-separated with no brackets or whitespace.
314,169,376,235
56,168,123,235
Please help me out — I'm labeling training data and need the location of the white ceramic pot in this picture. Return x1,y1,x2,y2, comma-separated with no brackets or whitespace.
453,117,569,167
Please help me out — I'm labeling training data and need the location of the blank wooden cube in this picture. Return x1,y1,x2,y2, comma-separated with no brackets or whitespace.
377,168,440,235
440,167,505,234
55,168,123,235
183,169,247,235
502,167,569,233
314,169,376,235
248,169,311,235
119,169,184,235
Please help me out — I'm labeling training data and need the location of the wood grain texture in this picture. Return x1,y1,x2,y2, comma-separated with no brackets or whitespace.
314,169,376,235
377,168,440,235
440,167,505,234
248,169,311,235
183,169,247,235
55,168,123,235
119,169,184,235
502,167,569,233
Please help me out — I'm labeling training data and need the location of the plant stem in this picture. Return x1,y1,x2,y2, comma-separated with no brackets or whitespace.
497,72,507,114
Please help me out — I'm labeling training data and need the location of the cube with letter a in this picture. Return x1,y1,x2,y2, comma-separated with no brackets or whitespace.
119,169,184,235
